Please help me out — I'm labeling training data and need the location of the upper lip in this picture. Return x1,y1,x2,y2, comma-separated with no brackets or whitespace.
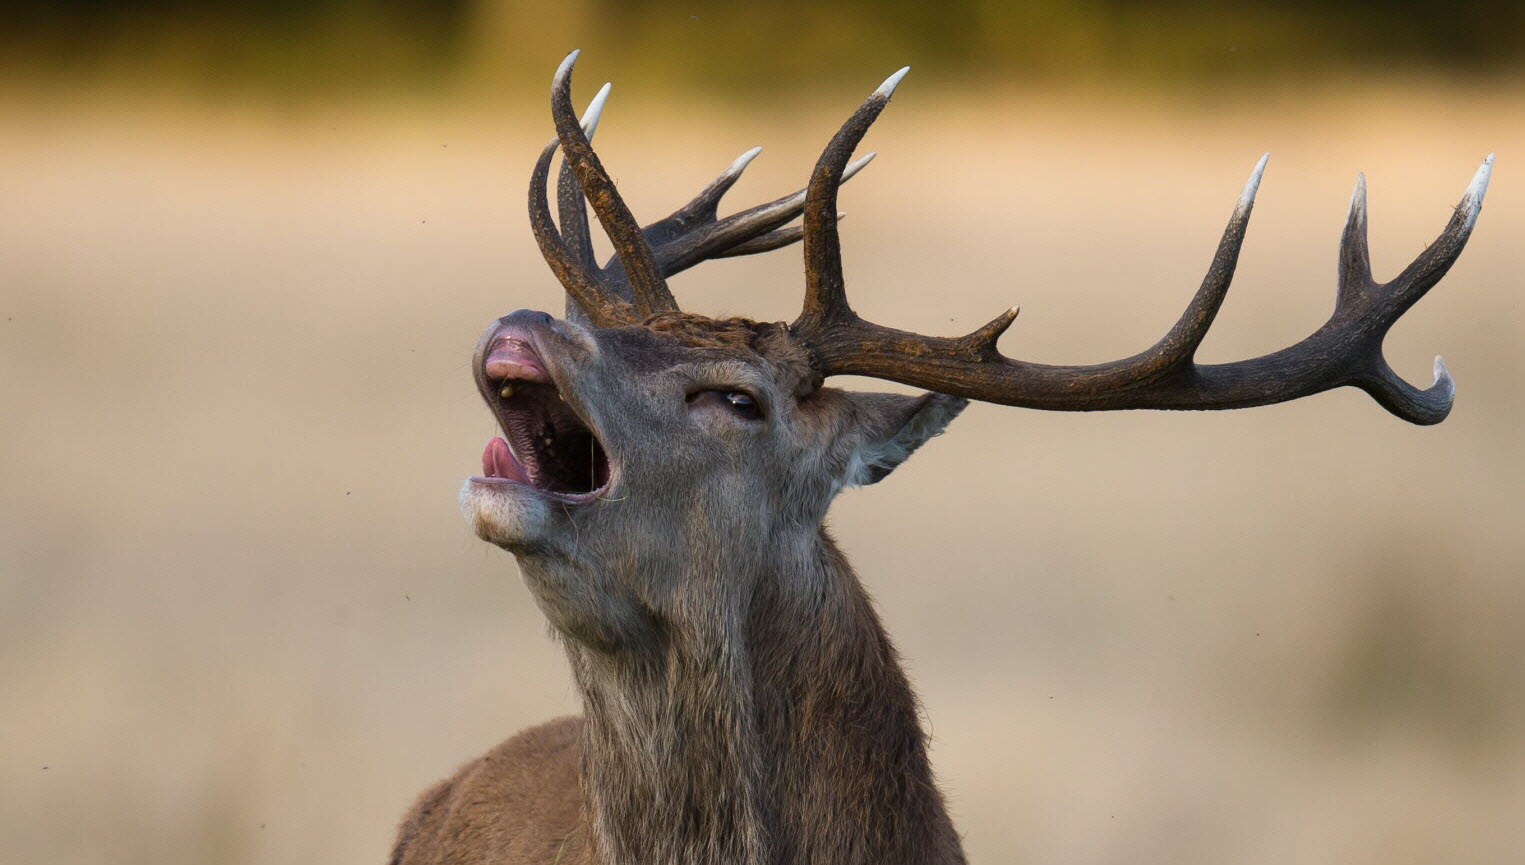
481,331,552,387
474,322,550,399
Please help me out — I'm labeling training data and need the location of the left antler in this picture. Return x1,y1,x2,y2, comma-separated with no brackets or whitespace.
789,69,1492,425
536,50,873,322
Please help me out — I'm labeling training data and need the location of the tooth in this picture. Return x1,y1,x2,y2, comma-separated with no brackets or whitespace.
499,383,516,399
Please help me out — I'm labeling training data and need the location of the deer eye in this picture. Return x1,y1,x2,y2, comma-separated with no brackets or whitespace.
687,389,763,421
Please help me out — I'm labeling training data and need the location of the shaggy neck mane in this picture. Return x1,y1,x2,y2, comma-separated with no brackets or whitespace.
558,533,963,865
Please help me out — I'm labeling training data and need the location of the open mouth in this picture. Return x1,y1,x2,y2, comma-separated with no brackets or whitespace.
475,334,611,500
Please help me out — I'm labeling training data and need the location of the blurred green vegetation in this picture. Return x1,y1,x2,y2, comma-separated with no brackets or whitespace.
4,0,468,97
4,0,1523,99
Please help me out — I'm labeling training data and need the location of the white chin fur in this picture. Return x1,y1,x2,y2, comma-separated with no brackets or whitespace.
459,480,553,548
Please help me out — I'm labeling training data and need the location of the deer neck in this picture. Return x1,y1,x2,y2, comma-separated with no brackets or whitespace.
552,531,964,865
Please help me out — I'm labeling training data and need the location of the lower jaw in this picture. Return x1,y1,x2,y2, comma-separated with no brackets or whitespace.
466,474,607,504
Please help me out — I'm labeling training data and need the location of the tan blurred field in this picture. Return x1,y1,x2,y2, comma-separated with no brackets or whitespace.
3,79,1522,865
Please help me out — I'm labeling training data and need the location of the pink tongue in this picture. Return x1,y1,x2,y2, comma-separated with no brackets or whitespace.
482,437,528,483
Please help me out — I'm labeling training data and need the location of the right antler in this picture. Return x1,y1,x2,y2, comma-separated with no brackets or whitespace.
789,69,1493,425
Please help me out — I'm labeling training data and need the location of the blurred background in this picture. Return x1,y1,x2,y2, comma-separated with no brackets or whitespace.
3,2,1521,864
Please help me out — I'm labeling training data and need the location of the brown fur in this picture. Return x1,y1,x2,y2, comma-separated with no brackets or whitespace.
391,717,593,865
640,312,822,397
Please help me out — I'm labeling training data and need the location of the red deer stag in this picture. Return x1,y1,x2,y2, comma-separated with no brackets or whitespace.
391,51,1492,865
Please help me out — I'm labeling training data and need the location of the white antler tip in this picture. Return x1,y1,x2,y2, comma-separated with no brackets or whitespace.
841,151,876,182
875,66,911,99
556,50,580,81
1348,172,1368,216
580,82,612,137
1433,355,1452,384
1466,153,1493,201
730,146,764,173
1460,154,1493,232
1239,153,1269,209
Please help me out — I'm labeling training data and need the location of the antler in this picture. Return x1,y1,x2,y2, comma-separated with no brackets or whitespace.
530,80,634,327
535,50,874,324
790,69,1492,425
595,149,873,287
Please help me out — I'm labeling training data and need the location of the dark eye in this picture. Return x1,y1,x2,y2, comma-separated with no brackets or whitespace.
687,389,763,421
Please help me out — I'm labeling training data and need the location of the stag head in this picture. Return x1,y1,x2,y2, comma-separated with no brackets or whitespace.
461,50,1490,649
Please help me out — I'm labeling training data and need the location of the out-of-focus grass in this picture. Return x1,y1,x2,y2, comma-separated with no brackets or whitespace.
1,74,1520,865
4,0,1524,103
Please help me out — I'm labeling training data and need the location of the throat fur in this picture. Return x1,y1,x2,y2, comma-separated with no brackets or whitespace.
566,540,965,865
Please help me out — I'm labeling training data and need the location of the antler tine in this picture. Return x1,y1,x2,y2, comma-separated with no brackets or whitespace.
598,151,874,284
1374,153,1491,317
796,67,909,330
1336,171,1373,308
550,50,678,317
793,154,1491,425
556,81,611,275
1140,153,1269,375
529,134,633,327
712,213,845,259
714,223,809,258
640,146,764,250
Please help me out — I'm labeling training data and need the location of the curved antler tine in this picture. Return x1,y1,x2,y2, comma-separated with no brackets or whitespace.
529,136,632,326
796,68,908,330
557,82,612,273
1147,153,1269,372
1336,172,1374,307
631,147,764,253
1361,355,1455,425
551,51,678,317
953,306,1022,361
687,146,763,224
1378,153,1493,320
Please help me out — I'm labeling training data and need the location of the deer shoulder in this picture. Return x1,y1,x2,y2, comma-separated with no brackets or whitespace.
391,717,591,865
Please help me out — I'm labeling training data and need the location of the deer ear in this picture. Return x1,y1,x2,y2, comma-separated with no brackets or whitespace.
843,392,968,487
